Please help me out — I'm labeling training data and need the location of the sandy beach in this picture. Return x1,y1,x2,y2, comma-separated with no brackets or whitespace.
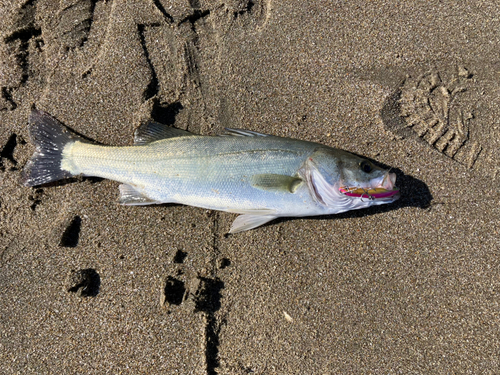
1,0,500,373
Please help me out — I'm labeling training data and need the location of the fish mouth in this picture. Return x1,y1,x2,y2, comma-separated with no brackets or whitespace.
339,173,399,200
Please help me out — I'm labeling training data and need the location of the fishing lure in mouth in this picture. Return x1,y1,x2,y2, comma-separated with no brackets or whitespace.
339,187,399,200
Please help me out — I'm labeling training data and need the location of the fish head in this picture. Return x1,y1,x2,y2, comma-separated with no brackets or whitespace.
338,152,399,200
303,148,400,212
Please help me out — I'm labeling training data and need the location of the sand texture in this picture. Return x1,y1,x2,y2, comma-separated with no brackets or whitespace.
1,0,500,373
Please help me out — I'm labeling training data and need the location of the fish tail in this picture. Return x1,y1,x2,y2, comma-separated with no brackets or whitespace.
21,109,84,187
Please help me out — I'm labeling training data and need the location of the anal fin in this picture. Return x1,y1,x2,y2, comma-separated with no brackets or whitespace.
118,184,160,205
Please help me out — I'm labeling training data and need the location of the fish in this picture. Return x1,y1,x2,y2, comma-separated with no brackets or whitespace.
21,109,400,233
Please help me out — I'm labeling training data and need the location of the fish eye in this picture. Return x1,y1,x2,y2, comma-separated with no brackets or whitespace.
360,161,373,173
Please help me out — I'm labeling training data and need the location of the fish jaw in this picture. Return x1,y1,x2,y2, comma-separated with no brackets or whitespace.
339,172,399,201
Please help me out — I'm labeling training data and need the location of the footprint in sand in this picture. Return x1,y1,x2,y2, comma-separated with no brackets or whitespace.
398,67,482,169
380,64,500,179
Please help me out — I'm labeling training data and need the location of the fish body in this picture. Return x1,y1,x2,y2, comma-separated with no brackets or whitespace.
22,110,399,233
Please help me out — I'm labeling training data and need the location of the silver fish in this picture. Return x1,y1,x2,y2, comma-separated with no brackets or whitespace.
22,109,399,233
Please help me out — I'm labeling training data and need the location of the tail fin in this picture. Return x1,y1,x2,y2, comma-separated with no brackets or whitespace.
21,109,84,187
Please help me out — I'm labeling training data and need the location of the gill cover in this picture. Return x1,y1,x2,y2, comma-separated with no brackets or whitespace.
300,149,357,211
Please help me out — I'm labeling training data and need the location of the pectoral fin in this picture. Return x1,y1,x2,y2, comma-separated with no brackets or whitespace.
251,174,303,193
229,214,278,233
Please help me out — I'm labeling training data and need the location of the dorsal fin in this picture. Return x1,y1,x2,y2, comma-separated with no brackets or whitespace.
134,121,194,145
223,128,270,137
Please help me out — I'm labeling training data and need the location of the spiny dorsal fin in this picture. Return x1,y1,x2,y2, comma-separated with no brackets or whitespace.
251,174,303,193
223,128,270,137
134,121,194,145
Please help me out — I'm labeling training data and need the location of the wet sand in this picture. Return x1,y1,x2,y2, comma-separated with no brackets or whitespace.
1,1,500,373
